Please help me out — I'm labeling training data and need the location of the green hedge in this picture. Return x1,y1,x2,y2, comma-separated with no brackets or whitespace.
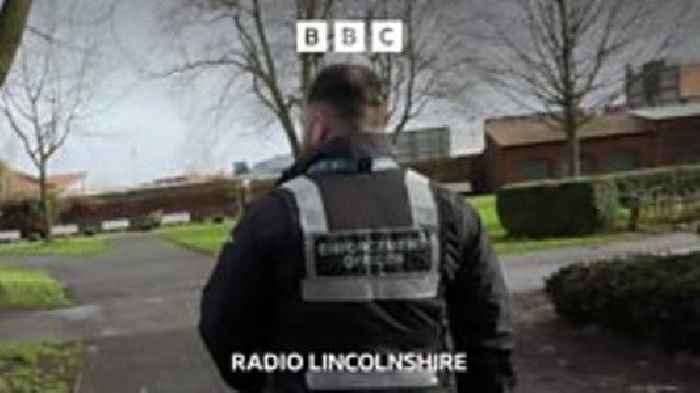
0,194,64,238
608,163,700,197
496,177,619,238
545,252,700,353
608,164,700,225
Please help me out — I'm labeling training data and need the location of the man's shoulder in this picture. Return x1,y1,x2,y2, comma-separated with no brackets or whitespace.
426,179,482,239
239,187,294,239
427,179,477,214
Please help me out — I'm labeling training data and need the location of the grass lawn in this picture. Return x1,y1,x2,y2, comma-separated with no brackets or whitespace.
159,221,234,256
0,265,71,309
466,195,639,255
160,197,642,257
0,340,83,393
0,236,111,257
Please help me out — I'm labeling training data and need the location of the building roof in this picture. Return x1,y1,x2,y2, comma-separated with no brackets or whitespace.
0,164,86,198
630,103,700,120
485,112,646,148
46,173,86,189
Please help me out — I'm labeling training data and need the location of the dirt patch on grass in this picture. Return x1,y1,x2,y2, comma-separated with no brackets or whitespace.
512,291,700,393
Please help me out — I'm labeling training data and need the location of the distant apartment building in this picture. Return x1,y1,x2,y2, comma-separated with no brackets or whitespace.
250,154,294,177
393,126,451,163
626,58,700,108
243,127,453,177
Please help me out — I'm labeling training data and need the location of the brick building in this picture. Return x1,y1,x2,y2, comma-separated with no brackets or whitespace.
479,104,700,191
394,126,451,163
462,58,700,192
0,160,87,200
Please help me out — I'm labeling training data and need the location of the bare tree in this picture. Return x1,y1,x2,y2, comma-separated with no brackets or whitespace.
0,1,101,239
472,0,694,176
0,0,33,87
154,0,473,158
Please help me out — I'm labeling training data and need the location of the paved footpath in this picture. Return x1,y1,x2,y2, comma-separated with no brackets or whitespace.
501,232,700,292
0,231,698,392
0,233,230,393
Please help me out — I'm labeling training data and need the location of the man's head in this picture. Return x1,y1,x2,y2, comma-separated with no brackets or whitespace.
302,64,388,154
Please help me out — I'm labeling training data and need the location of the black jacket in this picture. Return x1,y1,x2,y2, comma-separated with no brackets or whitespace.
199,135,515,392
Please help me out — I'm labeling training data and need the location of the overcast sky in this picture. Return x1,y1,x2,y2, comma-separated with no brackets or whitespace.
1,0,698,191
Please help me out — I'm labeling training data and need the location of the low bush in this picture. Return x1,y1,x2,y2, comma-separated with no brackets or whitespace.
211,215,225,224
496,177,619,238
545,252,700,353
0,194,64,238
129,209,163,231
610,163,700,197
609,164,700,224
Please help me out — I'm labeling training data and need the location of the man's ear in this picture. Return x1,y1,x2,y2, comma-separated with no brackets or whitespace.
313,107,333,143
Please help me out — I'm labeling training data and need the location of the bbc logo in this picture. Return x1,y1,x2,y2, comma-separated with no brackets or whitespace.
297,20,404,53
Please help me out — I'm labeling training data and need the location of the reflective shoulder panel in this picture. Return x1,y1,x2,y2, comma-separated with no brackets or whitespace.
404,170,438,229
281,176,328,234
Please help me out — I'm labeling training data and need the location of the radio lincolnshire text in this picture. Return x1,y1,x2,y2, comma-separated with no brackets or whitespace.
231,352,469,373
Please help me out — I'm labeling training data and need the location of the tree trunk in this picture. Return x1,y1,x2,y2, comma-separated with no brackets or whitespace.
567,132,581,177
0,0,33,86
38,158,52,241
563,106,581,177
282,114,301,158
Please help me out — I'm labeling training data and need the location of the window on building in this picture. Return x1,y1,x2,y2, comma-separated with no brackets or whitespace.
606,150,639,173
520,159,550,180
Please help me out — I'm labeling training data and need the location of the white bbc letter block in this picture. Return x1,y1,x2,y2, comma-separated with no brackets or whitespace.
371,20,404,53
334,20,366,53
297,21,329,53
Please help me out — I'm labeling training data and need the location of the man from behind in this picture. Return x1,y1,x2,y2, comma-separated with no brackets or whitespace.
199,63,516,392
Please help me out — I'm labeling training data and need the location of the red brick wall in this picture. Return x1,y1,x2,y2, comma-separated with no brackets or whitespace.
482,133,657,190
653,117,700,166
406,155,479,183
59,178,277,224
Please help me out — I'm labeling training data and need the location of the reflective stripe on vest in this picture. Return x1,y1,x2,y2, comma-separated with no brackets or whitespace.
305,369,439,391
281,170,440,302
281,176,328,278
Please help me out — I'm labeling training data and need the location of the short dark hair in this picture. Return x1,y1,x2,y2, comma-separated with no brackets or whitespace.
306,64,387,130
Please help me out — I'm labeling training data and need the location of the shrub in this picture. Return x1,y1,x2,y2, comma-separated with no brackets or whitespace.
80,224,99,237
545,252,700,353
0,199,45,238
496,177,619,238
129,210,163,231
610,163,700,197
0,194,64,238
609,164,700,224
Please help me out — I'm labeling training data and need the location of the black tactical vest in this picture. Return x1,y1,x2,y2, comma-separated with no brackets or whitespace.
267,158,450,392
